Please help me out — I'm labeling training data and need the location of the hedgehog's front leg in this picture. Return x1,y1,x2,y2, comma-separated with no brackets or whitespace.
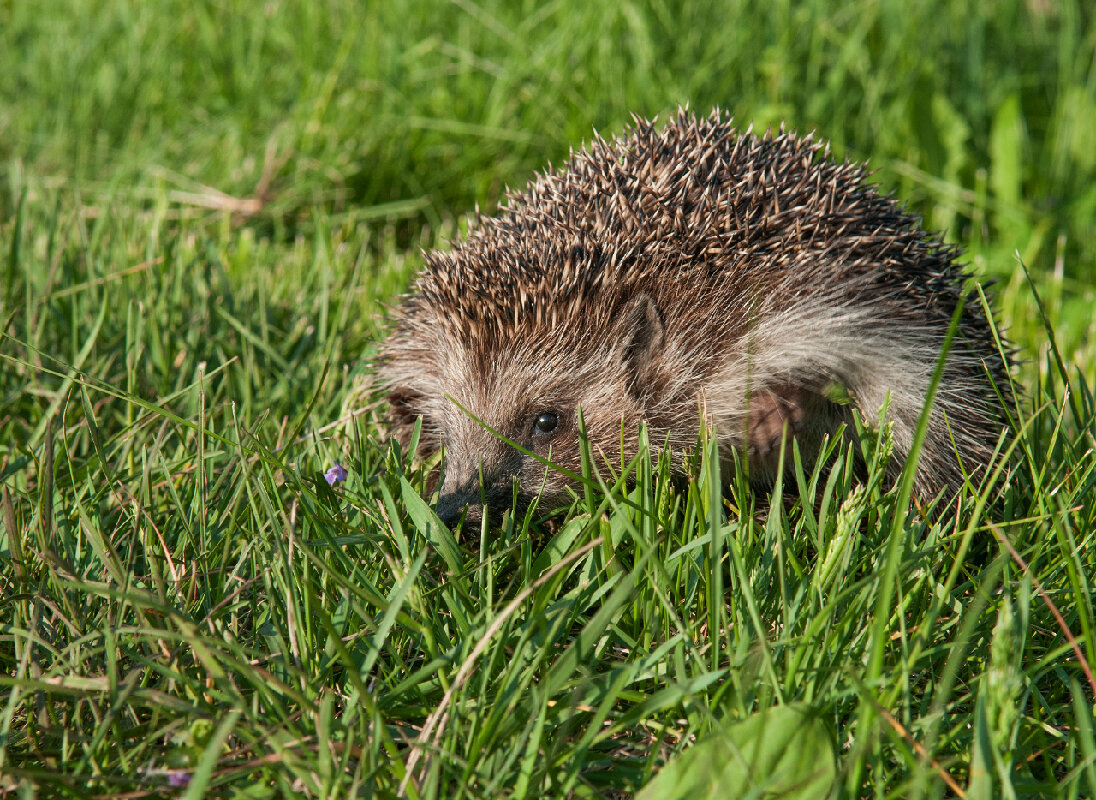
743,384,834,479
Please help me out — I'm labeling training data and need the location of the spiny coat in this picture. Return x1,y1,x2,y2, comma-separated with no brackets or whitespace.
379,110,1011,526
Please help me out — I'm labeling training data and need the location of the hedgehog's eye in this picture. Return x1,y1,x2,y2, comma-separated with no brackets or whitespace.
533,411,559,435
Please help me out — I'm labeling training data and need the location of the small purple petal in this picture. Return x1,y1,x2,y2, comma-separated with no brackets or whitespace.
167,771,192,787
325,462,348,485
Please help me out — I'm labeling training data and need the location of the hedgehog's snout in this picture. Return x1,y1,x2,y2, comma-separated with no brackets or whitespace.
435,481,523,529
435,449,526,529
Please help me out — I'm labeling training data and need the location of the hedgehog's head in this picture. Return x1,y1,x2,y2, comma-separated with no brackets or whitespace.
380,293,666,528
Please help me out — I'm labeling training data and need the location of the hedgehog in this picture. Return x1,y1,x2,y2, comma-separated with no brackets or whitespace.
379,110,1011,528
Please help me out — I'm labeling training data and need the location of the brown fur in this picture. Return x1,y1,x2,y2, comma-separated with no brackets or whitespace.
379,110,1012,526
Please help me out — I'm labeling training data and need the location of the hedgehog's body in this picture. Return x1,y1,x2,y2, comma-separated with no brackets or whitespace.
380,111,1010,526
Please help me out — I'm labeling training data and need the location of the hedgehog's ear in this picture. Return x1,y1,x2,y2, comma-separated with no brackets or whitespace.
617,293,664,392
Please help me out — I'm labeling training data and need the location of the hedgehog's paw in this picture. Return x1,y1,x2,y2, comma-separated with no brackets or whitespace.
745,385,810,474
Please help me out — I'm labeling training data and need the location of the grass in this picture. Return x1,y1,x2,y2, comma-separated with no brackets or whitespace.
1,0,1095,796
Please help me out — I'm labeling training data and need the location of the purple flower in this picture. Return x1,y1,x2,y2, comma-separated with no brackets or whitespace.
324,462,348,485
167,771,192,787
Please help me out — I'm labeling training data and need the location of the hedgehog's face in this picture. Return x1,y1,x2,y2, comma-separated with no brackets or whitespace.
430,397,587,529
382,294,666,529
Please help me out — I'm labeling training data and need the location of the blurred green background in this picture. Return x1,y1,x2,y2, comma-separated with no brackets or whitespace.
4,0,1094,281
